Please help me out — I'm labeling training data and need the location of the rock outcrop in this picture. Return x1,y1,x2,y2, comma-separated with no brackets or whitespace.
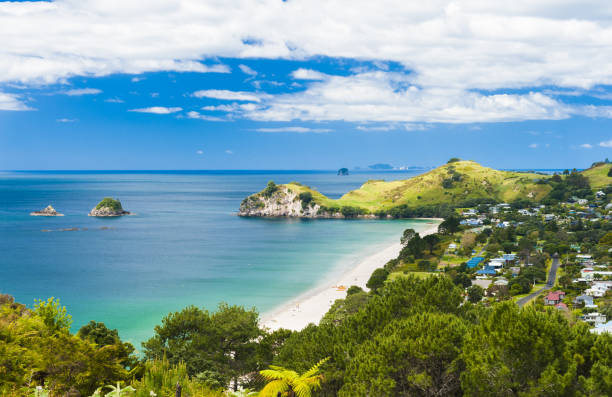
30,205,63,216
89,198,131,217
239,186,323,217
337,168,349,176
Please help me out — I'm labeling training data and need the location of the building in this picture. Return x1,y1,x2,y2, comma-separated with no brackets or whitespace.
466,256,484,269
583,312,607,325
581,268,612,281
591,321,612,334
574,295,597,308
544,291,565,305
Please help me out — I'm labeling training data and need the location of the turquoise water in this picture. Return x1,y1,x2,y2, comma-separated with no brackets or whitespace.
0,170,432,347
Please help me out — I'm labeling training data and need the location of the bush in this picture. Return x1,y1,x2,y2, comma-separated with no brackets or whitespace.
366,268,389,292
262,181,279,197
95,197,123,211
299,191,313,209
340,206,366,218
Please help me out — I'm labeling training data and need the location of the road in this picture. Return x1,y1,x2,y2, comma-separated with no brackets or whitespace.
516,254,560,308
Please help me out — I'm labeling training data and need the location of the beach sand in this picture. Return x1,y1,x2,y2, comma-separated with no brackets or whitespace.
261,219,442,331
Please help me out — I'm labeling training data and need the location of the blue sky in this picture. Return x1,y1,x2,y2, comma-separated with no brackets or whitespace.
2,1,612,170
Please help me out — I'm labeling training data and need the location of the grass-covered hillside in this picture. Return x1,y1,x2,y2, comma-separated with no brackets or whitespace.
240,160,612,218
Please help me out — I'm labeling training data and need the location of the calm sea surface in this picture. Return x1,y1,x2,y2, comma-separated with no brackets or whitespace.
0,170,433,347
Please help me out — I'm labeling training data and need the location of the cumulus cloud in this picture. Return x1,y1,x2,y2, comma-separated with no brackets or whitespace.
238,71,570,123
600,139,612,148
580,143,593,148
192,90,261,102
239,64,257,77
129,106,182,114
6,1,612,122
255,126,332,133
62,88,102,96
0,92,32,110
186,111,225,121
291,68,328,80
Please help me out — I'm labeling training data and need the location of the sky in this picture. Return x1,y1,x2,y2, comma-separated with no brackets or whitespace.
2,1,612,170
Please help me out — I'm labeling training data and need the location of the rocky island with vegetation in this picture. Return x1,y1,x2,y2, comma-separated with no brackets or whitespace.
30,205,63,216
88,197,131,217
239,159,610,219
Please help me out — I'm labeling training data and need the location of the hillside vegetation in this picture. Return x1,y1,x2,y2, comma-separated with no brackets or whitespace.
240,160,612,218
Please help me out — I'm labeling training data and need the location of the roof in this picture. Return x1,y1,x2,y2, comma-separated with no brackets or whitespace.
545,291,565,301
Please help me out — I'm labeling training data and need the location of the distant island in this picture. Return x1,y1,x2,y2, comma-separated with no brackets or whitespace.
30,205,63,216
239,160,612,218
337,168,349,176
89,197,131,217
368,163,393,170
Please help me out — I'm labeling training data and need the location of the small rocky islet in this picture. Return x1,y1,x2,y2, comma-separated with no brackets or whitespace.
88,197,131,217
30,205,63,216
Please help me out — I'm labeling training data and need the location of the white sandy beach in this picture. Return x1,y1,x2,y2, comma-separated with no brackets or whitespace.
261,219,442,331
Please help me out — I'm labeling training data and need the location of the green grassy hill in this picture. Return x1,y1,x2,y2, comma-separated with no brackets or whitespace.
582,162,612,190
240,160,612,217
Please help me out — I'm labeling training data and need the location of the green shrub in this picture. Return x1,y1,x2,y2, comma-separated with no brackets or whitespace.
299,192,313,209
262,181,279,198
95,197,123,211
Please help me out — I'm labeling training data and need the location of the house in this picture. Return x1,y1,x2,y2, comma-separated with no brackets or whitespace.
510,267,521,277
574,295,597,308
448,243,457,251
591,320,612,334
466,256,484,269
494,278,509,286
502,253,516,262
596,190,606,198
577,198,588,205
544,214,556,222
583,312,607,325
476,266,497,276
518,209,532,216
581,268,612,281
555,302,568,310
585,283,610,297
544,291,565,305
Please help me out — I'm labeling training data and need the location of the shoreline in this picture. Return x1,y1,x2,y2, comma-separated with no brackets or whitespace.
261,218,442,331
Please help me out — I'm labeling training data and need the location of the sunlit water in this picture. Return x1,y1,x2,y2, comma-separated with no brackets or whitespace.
0,170,433,347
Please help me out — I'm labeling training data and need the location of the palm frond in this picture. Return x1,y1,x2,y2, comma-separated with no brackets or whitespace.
300,357,330,380
258,379,289,397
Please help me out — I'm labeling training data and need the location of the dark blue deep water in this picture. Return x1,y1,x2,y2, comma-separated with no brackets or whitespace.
0,170,431,346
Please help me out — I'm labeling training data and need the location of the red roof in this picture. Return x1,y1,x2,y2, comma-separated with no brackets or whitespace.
555,303,568,310
545,291,565,301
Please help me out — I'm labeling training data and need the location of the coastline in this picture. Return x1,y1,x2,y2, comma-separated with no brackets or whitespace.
261,218,442,331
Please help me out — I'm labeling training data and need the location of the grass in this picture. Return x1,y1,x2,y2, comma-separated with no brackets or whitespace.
269,161,555,214
581,163,612,189
388,271,435,281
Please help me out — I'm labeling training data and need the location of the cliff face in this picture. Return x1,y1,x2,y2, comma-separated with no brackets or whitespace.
239,186,325,217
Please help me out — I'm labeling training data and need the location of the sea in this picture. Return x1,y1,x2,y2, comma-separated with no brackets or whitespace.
0,170,434,347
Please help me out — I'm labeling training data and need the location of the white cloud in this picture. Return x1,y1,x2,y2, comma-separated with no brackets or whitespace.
196,149,204,155
186,111,225,121
6,1,612,122
131,77,145,83
104,97,124,103
600,139,612,148
528,143,539,149
238,71,570,123
356,124,397,131
192,89,261,102
56,118,76,122
255,126,332,133
201,104,239,112
62,88,102,96
0,92,32,110
239,64,257,77
580,143,593,148
291,68,328,80
225,149,234,154
129,106,182,114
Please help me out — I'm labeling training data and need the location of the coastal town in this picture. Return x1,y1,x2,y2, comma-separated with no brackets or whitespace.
420,172,612,334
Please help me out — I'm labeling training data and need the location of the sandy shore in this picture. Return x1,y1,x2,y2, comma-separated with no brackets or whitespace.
261,219,442,331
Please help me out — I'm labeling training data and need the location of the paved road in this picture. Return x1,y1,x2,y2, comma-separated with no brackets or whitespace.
516,254,561,307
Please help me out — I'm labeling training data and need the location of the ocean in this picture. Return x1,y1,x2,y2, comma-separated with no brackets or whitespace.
0,170,433,347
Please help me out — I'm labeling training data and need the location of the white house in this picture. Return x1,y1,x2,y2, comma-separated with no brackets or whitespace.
580,268,612,281
591,321,612,334
583,312,607,325
596,191,606,198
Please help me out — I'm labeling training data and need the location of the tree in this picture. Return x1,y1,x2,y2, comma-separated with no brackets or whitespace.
558,274,572,290
453,272,472,288
423,234,440,254
142,303,262,389
467,285,484,303
400,229,416,246
438,216,460,235
339,313,467,397
366,268,389,292
259,357,329,397
447,157,461,163
33,297,72,333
